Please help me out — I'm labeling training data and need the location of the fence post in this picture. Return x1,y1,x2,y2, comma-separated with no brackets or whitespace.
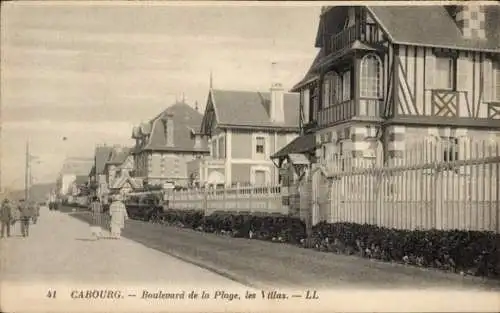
235,186,239,211
249,187,253,212
266,185,271,211
496,144,500,233
223,188,227,211
203,187,208,216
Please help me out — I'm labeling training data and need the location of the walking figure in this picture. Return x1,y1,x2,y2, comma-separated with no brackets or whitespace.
18,199,32,237
109,194,128,239
1,198,13,238
89,197,104,239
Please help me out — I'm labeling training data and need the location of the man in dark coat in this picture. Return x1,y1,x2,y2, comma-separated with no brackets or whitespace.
18,199,32,237
1,198,13,238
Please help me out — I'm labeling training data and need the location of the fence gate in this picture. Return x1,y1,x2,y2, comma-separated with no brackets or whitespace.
298,171,313,223
312,167,331,225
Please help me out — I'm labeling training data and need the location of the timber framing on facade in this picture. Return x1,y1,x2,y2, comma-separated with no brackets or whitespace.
276,4,500,168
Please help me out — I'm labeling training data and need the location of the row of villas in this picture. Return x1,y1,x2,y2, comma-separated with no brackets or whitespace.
82,4,500,202
84,83,300,199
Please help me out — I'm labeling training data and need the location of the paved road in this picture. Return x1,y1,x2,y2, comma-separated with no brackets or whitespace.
70,211,500,291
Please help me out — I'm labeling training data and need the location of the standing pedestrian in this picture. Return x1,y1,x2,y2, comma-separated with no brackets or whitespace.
48,191,56,211
18,199,32,237
89,197,104,239
30,201,40,224
1,198,13,238
109,194,128,239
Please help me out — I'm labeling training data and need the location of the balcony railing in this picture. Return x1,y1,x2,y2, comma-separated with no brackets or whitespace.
329,23,380,54
317,100,356,127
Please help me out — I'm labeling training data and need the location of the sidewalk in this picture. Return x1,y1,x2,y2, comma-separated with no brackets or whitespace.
1,206,245,286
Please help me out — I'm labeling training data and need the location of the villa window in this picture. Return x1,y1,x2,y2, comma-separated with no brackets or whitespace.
436,56,456,90
342,71,351,101
212,139,217,158
218,136,226,159
360,53,382,98
323,73,339,107
323,71,350,107
442,137,459,162
255,136,265,154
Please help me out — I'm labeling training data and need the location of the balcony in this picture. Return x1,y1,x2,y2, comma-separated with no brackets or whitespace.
329,23,380,54
317,100,356,127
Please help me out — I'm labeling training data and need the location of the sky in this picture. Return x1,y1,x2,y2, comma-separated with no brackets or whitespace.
1,1,320,190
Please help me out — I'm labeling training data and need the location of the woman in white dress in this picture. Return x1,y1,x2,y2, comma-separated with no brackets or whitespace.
109,194,128,239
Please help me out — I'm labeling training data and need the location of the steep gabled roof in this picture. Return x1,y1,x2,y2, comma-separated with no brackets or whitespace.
106,147,132,165
60,158,94,176
204,89,300,131
368,5,500,52
95,146,113,175
141,102,209,153
291,48,324,92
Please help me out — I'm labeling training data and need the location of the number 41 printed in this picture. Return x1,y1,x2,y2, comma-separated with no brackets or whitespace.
46,290,57,299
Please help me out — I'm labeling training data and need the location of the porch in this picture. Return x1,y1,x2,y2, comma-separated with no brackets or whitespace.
187,157,226,188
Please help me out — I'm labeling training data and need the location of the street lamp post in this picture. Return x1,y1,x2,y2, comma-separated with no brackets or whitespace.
24,139,40,202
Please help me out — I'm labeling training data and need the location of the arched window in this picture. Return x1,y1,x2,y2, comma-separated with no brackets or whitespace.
360,53,382,99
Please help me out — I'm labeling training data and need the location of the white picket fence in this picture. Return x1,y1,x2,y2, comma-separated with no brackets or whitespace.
165,185,286,215
165,138,500,233
313,139,500,232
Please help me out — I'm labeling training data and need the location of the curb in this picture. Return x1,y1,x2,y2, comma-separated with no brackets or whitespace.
131,236,268,290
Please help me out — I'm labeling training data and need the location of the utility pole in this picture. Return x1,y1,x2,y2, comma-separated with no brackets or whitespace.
25,140,30,201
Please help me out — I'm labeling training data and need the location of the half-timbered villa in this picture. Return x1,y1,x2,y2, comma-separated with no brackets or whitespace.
190,83,301,187
104,146,133,187
131,101,210,189
275,5,500,170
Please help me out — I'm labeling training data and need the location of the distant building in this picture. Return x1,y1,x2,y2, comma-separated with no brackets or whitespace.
88,145,114,203
104,146,133,187
131,102,210,188
56,157,94,198
189,83,300,187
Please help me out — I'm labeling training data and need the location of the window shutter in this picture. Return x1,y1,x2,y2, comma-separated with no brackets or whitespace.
457,55,470,92
425,51,435,89
483,57,493,102
323,79,330,107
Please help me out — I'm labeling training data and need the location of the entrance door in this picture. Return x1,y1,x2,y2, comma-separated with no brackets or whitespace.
254,170,267,186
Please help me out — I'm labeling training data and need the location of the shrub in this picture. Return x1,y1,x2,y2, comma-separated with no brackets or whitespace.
144,208,500,279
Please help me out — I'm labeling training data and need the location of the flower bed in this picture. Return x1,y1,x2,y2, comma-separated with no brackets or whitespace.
150,209,500,279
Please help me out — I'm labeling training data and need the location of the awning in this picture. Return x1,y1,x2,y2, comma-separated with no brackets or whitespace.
288,153,310,165
271,133,316,159
271,133,317,167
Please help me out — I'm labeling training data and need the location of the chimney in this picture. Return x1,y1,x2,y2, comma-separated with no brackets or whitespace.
451,5,486,40
270,82,285,123
166,113,174,147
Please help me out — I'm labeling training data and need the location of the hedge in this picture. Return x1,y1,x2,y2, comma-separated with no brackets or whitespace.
135,208,500,279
